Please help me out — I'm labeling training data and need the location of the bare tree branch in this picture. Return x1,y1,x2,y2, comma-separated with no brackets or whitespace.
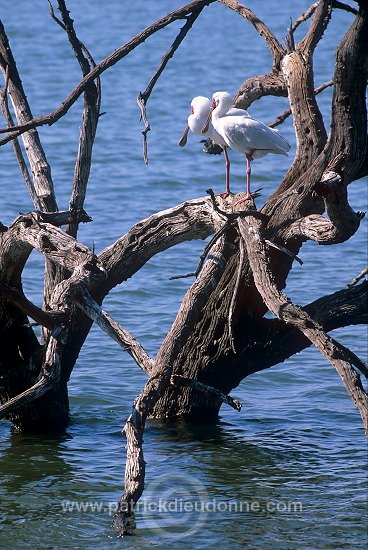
0,0,216,146
51,0,101,238
6,214,105,275
284,171,365,244
348,267,368,288
97,196,226,297
234,72,287,110
0,68,41,209
171,374,242,411
237,207,368,434
76,289,154,374
299,0,334,56
325,5,368,181
0,282,67,329
48,0,101,69
137,6,204,164
333,1,358,15
35,209,92,226
232,281,368,380
0,20,57,212
113,401,146,535
217,0,284,69
269,79,333,128
292,2,319,32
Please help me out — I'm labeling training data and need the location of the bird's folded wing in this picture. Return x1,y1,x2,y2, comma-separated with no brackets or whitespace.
218,116,290,154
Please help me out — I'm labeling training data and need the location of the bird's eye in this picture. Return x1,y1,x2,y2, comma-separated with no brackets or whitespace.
191,106,194,114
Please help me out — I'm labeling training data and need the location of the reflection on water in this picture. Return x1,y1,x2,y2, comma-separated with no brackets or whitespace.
0,0,367,548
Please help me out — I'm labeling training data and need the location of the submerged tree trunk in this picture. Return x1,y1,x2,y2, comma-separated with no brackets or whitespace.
146,0,368,421
0,0,366,536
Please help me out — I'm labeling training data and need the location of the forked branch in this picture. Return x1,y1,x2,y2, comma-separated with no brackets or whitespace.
0,20,57,211
0,0,216,146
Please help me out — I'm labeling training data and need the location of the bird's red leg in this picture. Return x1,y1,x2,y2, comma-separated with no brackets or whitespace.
245,154,252,199
216,147,231,197
234,151,254,205
223,147,231,196
214,147,232,198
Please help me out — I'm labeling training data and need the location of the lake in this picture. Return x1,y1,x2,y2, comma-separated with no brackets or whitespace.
0,1,367,548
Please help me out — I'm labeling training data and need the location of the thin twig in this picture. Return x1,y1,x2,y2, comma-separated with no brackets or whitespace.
171,374,242,411
347,267,368,288
293,0,358,33
0,67,41,209
284,17,296,53
0,0,216,146
136,94,150,165
265,239,303,265
137,8,204,164
169,223,229,280
292,2,319,32
48,1,100,74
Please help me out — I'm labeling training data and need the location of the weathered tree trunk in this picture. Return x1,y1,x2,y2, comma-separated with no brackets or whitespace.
113,1,368,534
147,0,368,420
0,0,366,536
0,0,100,431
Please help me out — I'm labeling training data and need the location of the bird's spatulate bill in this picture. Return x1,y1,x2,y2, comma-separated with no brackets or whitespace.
178,124,190,147
201,106,213,134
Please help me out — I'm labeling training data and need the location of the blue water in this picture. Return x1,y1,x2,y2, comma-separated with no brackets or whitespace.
0,1,367,548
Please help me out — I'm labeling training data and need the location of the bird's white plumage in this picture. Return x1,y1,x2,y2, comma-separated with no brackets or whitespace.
179,95,250,196
188,95,249,146
203,91,290,200
210,91,290,159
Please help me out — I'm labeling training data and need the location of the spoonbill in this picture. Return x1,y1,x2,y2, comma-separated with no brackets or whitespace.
179,95,249,197
202,91,290,201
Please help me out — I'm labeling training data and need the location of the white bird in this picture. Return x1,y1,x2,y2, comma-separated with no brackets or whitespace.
202,91,290,201
179,95,249,197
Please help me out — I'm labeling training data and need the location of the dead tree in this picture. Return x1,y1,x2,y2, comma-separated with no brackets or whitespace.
0,0,366,537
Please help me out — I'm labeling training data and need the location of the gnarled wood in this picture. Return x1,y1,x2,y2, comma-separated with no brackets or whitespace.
237,210,368,433
0,21,57,212
0,0,366,537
